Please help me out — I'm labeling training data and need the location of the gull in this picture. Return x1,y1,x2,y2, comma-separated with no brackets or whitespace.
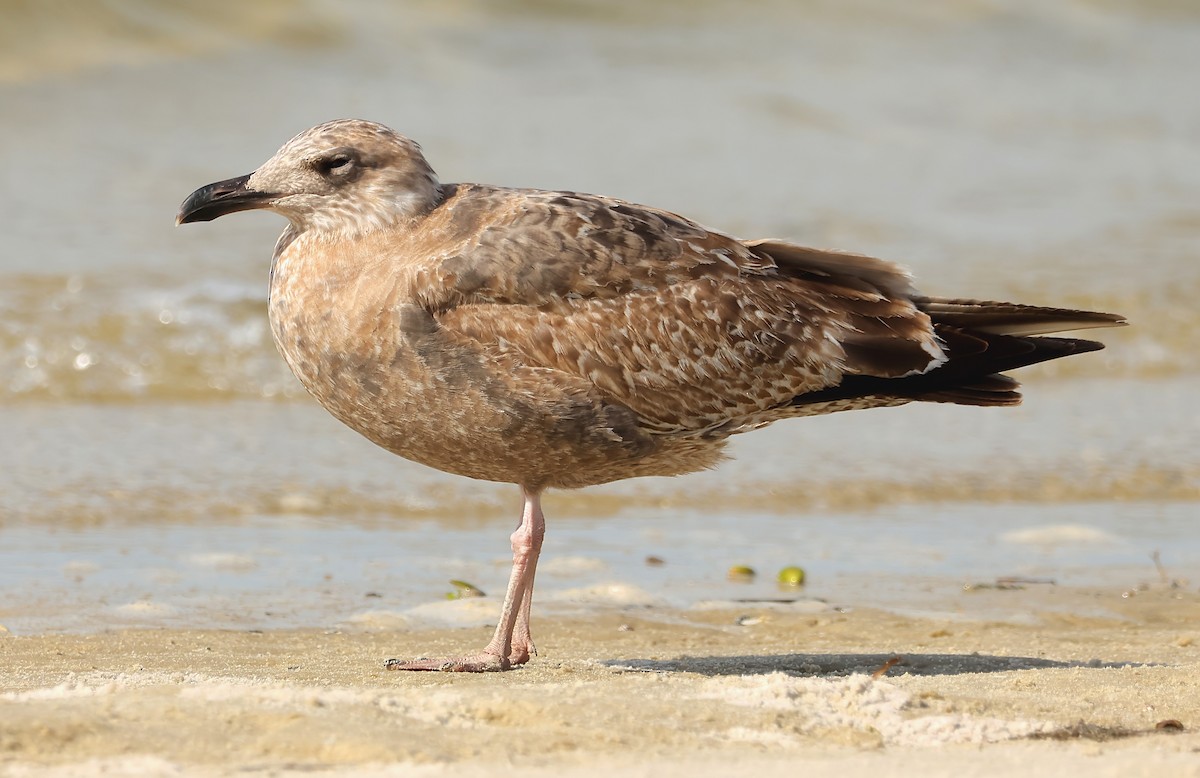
178,119,1125,671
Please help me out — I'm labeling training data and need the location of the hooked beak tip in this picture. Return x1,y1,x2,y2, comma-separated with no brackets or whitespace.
177,173,273,225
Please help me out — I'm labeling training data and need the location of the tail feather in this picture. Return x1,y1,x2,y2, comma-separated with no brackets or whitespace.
792,299,1124,409
913,333,1106,406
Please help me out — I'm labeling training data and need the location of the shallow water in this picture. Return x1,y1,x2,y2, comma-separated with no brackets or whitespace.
1,1,1197,635
3,499,1196,635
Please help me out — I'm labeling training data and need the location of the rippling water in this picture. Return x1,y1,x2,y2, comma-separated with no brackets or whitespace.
1,1,1197,632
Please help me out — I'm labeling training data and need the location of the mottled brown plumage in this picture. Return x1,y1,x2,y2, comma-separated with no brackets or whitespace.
178,119,1125,672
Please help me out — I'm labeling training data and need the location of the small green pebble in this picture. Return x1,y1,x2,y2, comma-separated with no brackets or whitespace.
777,566,806,586
727,564,756,582
446,579,486,600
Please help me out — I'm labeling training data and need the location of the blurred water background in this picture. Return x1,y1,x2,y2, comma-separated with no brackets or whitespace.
1,0,1197,634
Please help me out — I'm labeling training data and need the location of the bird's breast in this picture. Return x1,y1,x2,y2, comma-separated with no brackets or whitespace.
266,238,460,458
262,232,718,489
263,235,605,486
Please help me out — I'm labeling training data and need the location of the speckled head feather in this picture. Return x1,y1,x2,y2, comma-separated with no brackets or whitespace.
247,119,441,236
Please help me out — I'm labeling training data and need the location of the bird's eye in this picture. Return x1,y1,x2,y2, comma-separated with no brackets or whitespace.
316,151,356,175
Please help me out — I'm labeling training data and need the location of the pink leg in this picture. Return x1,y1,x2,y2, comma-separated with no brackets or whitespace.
506,502,543,665
386,489,545,672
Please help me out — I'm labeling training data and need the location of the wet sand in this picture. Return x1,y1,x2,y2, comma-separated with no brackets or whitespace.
2,586,1197,777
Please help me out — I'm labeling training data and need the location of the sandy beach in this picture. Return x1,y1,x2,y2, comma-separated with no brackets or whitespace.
3,2,1199,776
3,584,1198,777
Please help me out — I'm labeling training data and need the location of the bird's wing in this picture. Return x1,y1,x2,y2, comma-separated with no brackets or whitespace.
423,186,943,433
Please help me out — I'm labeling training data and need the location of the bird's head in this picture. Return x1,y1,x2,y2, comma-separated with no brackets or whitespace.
177,119,441,237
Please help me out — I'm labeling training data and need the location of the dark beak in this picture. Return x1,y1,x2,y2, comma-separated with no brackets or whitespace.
176,174,275,225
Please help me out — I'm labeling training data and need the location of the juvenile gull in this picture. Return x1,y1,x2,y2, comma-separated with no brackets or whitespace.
178,119,1125,672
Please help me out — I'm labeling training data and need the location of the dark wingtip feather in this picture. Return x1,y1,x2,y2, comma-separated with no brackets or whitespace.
791,334,1111,409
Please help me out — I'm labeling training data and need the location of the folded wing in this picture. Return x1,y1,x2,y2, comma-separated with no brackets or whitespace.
426,188,953,434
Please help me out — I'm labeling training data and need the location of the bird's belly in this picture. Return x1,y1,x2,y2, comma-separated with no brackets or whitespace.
267,300,682,489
